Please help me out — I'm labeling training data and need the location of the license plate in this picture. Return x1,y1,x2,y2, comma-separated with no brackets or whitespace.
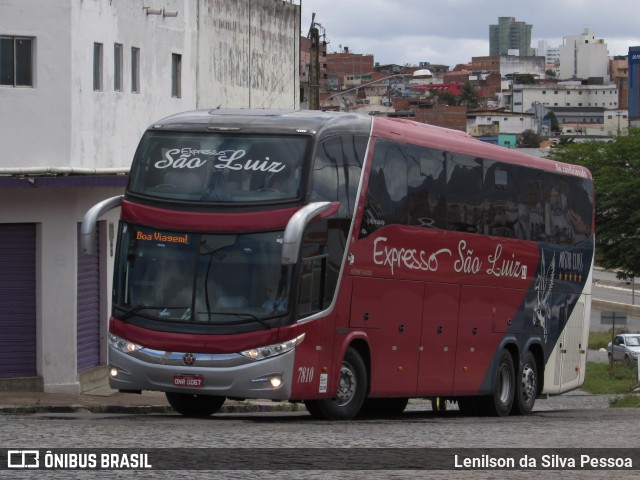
172,374,204,388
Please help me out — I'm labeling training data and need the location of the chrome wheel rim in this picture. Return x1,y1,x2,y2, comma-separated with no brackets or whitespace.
521,364,536,401
334,361,356,406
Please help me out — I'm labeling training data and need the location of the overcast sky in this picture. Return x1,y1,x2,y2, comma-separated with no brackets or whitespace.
299,0,640,68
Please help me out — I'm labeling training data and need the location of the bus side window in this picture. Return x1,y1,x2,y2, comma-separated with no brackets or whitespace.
311,135,366,218
407,145,446,229
297,220,331,318
547,176,593,246
479,162,520,238
515,173,545,241
360,140,408,238
446,154,482,233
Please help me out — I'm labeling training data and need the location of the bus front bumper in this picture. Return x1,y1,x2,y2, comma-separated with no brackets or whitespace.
107,343,296,400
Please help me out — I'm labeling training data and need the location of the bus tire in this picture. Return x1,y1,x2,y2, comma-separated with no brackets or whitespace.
165,392,226,417
481,349,515,417
513,351,538,415
304,347,368,420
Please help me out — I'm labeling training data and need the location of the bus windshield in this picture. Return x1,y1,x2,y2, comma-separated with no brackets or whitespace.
114,224,291,326
128,132,309,203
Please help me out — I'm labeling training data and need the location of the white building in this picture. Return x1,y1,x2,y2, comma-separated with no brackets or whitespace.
603,109,630,136
512,83,618,113
0,0,300,393
467,112,537,137
536,40,560,66
559,28,609,81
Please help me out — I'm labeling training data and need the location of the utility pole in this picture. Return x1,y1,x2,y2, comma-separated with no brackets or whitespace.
308,15,321,110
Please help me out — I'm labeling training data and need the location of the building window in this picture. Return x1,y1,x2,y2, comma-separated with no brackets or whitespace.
93,42,103,91
171,53,181,98
0,36,34,87
114,43,123,92
131,47,140,93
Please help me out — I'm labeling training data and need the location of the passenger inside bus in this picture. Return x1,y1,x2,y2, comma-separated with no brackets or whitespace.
261,285,286,313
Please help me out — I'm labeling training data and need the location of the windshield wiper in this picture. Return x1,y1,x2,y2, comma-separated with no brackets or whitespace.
197,311,272,330
117,305,166,320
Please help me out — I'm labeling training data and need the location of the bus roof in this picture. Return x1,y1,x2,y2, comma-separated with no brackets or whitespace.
146,109,591,181
371,116,592,180
147,108,373,138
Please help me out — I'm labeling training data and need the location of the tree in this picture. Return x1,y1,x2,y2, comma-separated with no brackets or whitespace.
428,80,481,109
544,111,560,133
459,80,480,109
547,129,640,280
518,129,543,148
513,73,537,84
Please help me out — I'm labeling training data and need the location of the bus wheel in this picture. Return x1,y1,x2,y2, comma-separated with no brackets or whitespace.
165,392,226,417
359,397,409,418
513,351,538,415
304,347,368,420
481,349,515,417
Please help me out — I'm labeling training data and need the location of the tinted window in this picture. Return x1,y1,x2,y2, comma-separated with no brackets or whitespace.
360,140,408,237
544,175,593,246
407,145,446,229
128,132,310,203
358,139,593,246
310,135,367,218
446,154,483,233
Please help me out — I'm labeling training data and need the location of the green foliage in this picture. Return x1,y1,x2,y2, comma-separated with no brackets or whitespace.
428,80,481,109
589,329,628,350
514,73,537,84
544,111,559,133
548,129,640,280
459,80,480,109
583,362,639,394
518,129,543,148
610,395,640,408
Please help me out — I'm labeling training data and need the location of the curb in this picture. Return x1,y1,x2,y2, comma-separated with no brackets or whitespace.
0,401,306,416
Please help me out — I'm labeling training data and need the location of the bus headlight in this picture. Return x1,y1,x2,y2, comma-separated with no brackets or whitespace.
109,333,143,353
240,333,305,361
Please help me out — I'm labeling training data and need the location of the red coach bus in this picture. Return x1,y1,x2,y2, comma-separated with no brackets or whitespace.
82,109,594,420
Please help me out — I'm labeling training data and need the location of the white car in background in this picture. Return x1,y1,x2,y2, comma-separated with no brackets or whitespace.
607,334,640,365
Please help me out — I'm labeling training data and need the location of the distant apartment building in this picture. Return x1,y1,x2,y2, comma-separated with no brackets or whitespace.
610,55,629,110
559,28,609,81
489,17,533,56
325,47,374,90
512,83,618,113
472,55,546,78
536,40,560,66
